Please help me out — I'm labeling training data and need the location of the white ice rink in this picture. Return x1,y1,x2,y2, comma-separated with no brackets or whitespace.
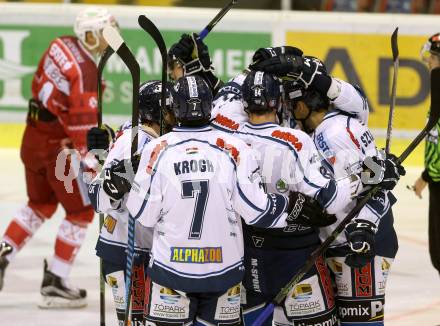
0,148,439,326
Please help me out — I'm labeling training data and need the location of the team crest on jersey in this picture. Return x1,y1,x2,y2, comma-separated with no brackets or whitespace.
275,178,289,193
170,247,223,263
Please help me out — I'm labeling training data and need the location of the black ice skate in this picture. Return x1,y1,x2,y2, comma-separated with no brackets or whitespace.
0,242,12,291
38,259,87,309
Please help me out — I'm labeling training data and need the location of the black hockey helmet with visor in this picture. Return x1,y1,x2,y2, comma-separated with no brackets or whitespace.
421,33,440,63
139,80,172,124
242,71,283,114
171,75,213,126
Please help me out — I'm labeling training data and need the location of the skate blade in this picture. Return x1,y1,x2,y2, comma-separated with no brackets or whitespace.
38,295,87,309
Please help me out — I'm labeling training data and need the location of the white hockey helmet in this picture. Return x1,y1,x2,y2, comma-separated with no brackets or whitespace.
74,7,118,51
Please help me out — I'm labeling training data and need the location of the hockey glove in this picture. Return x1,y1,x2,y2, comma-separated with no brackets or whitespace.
87,125,115,152
102,156,140,201
249,54,303,79
286,192,337,227
295,56,328,89
360,153,405,191
344,219,377,268
169,33,213,75
251,46,303,65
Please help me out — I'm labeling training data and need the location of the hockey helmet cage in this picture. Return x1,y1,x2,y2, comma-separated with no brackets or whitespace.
421,33,440,62
139,80,173,124
74,7,118,51
242,71,283,113
171,75,213,126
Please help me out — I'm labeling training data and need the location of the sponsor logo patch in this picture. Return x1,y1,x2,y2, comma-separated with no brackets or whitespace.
170,247,223,263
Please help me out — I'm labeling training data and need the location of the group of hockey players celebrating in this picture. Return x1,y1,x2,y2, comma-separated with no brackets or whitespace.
0,6,409,326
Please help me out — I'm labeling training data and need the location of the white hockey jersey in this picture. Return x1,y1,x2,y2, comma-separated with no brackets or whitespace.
238,123,357,216
89,125,156,265
211,73,248,132
125,125,289,293
313,79,394,246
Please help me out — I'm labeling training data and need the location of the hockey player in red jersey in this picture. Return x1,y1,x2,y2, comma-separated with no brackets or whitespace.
0,7,118,308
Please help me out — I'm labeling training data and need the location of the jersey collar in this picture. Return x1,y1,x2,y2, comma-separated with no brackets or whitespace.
172,125,213,133
244,122,278,130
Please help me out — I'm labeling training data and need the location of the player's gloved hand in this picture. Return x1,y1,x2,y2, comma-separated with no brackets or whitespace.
286,192,337,227
87,124,115,152
169,33,212,75
251,46,303,65
360,153,405,191
103,156,140,201
344,219,377,268
249,54,303,79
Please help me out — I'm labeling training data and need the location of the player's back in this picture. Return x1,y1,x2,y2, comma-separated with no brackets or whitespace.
238,122,322,247
313,111,378,182
127,125,279,293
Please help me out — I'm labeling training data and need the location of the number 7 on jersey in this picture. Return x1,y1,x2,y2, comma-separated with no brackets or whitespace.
181,179,210,239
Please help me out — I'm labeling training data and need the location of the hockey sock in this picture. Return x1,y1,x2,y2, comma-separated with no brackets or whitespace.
105,270,127,325
131,264,146,324
2,205,44,262
50,220,87,279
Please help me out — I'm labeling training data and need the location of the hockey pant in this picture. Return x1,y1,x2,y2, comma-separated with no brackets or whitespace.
326,212,399,326
2,123,94,278
241,245,337,326
144,279,241,326
103,259,149,326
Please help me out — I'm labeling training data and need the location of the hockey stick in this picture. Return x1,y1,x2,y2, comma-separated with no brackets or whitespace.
97,45,114,326
102,26,140,326
198,0,238,40
252,67,440,326
138,15,167,136
385,27,399,153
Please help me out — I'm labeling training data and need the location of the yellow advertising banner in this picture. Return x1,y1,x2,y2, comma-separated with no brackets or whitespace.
285,31,431,132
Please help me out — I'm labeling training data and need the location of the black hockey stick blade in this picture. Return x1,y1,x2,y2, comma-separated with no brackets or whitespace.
254,68,440,326
138,15,168,136
199,0,238,39
97,46,114,127
391,27,399,61
103,26,140,158
385,27,399,153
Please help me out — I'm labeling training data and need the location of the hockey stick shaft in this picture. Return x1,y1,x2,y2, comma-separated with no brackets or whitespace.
138,15,168,136
385,27,399,153
103,26,140,326
97,46,113,326
198,0,238,40
253,67,440,326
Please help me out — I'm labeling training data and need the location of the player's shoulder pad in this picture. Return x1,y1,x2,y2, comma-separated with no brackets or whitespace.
211,113,241,132
267,126,307,152
211,129,251,164
47,37,77,76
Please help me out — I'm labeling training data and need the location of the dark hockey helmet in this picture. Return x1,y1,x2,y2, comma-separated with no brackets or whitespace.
139,80,172,124
171,75,213,126
421,33,440,62
242,71,283,113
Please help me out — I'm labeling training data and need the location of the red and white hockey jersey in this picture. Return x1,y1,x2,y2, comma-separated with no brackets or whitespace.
31,36,99,156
